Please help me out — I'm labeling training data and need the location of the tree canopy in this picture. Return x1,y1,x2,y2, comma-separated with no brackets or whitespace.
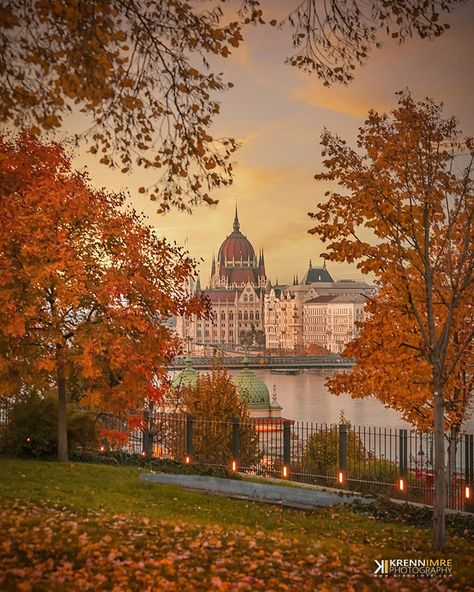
328,284,473,432
0,0,464,211
0,132,207,460
309,91,473,549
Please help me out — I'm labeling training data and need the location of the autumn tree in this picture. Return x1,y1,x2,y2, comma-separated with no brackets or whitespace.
0,132,206,461
0,1,463,211
309,92,473,550
168,363,261,468
280,0,464,84
329,284,473,502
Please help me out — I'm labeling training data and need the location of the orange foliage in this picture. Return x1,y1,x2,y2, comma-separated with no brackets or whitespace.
0,132,208,425
309,92,473,548
309,91,473,426
329,285,473,431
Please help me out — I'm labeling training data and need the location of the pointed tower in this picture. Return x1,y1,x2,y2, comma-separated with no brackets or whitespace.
211,253,216,276
233,205,240,232
257,247,266,287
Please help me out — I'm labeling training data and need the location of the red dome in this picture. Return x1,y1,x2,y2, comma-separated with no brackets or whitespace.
217,209,256,265
218,231,256,264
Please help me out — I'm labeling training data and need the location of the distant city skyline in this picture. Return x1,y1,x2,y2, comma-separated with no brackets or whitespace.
69,1,474,284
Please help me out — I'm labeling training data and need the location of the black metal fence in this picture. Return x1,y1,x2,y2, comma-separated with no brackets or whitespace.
100,412,474,512
1,396,472,512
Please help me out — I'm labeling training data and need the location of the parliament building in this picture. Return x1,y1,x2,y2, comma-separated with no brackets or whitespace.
176,208,268,349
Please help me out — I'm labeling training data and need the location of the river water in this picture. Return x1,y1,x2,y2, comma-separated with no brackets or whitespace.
230,369,474,433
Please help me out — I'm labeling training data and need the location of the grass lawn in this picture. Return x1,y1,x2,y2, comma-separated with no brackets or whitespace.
0,458,472,591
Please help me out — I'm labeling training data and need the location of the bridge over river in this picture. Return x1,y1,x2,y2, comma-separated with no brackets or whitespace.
171,355,355,370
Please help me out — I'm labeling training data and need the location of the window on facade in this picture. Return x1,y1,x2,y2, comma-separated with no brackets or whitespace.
229,312,233,320
244,311,248,321
249,311,254,320
256,312,259,321
238,312,242,320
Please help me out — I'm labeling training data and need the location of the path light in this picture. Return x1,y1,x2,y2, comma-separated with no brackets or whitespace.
466,485,471,499
231,460,237,473
141,450,146,457
184,455,191,464
282,465,289,479
99,445,105,453
338,471,344,485
398,478,406,492
26,437,31,443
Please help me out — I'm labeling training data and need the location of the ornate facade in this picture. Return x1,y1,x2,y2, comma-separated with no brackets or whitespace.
264,262,376,352
177,209,268,349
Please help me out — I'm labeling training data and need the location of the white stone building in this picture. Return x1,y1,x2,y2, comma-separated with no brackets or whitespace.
264,262,376,352
303,294,367,353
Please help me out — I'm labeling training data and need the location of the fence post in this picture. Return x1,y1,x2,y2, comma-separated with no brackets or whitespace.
186,414,194,462
465,434,474,513
232,417,240,462
338,424,347,486
142,409,152,457
399,429,408,494
283,420,291,469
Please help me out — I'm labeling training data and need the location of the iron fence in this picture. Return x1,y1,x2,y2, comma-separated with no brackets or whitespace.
99,412,473,512
1,397,472,511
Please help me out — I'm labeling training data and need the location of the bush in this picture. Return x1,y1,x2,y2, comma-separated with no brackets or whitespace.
168,365,261,468
0,393,98,458
303,422,366,477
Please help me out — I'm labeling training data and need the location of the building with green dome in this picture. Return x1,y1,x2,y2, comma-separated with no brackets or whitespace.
170,355,198,390
170,356,283,419
231,357,282,419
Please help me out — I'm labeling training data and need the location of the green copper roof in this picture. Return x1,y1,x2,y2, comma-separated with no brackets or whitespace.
171,356,198,389
232,357,270,409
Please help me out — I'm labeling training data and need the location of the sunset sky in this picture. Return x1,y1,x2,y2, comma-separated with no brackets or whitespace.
73,1,474,286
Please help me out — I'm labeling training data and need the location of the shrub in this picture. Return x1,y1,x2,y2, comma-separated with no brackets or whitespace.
0,393,98,458
168,365,261,468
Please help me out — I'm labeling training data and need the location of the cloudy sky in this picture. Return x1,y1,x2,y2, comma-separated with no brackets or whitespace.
73,1,474,286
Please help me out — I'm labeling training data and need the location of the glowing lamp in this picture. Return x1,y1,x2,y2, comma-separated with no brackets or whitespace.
231,460,237,472
141,450,146,457
466,485,471,499
399,478,406,492
338,471,344,485
99,445,105,453
282,465,289,479
185,455,191,464
26,437,31,443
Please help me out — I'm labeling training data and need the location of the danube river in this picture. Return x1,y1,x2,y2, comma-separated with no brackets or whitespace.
229,369,474,433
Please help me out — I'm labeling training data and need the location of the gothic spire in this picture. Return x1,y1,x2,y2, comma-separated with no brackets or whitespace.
233,205,240,232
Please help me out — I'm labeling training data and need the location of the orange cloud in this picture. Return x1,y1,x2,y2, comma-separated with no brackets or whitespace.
292,76,391,120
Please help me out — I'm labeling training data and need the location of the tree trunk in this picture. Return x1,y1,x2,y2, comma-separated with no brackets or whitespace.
432,382,446,550
57,348,68,462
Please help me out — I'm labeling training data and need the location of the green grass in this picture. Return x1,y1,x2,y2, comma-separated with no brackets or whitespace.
0,457,472,591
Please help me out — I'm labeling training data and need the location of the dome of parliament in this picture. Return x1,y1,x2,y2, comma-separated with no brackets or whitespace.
217,209,256,266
